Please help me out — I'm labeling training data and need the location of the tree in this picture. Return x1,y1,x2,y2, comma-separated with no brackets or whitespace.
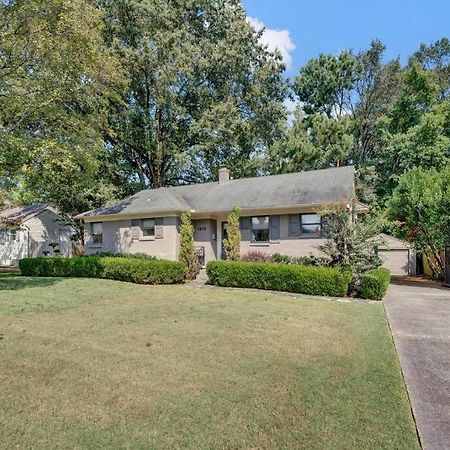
223,206,241,260
0,0,123,215
179,211,200,280
269,110,354,172
410,37,450,100
294,52,358,119
387,166,450,279
275,41,401,188
99,0,288,190
374,65,450,202
351,40,402,164
318,207,383,291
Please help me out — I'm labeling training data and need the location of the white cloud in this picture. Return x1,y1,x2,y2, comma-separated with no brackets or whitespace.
247,16,296,70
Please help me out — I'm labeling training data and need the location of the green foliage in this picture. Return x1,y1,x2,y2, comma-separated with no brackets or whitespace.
294,52,358,118
83,252,157,260
272,253,325,266
375,65,450,202
0,0,123,216
223,207,241,261
99,0,288,188
179,211,200,280
206,260,352,297
270,110,354,172
361,268,391,300
318,207,383,289
409,38,450,100
387,166,450,279
19,257,185,284
271,41,401,176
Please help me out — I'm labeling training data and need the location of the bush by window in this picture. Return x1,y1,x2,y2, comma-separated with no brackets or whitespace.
252,216,269,242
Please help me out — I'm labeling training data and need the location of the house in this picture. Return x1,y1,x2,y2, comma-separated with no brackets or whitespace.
78,166,366,264
376,233,416,276
0,204,73,265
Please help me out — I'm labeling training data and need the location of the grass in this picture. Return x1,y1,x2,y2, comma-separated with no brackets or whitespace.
0,274,419,449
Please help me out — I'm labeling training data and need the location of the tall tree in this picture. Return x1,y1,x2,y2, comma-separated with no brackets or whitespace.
275,42,402,176
387,166,450,279
374,64,450,202
0,0,123,214
99,0,288,190
410,37,450,100
294,51,358,119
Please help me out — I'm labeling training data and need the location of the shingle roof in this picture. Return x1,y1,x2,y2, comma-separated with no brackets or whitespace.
0,203,49,225
78,166,355,219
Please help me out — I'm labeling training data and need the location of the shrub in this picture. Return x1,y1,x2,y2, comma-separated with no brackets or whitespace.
272,253,325,266
207,260,352,297
271,253,291,264
223,207,241,261
19,257,186,284
179,211,200,280
360,267,391,300
83,252,157,260
240,250,275,263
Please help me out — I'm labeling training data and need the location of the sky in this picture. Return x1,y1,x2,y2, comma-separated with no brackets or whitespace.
242,0,450,76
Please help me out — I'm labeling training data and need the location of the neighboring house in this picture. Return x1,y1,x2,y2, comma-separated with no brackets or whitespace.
377,233,416,276
78,166,366,264
0,204,73,265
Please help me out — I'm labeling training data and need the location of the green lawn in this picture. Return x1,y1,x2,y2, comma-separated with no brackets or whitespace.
0,274,419,449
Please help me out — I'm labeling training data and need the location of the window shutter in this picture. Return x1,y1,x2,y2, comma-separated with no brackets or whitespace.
240,217,251,230
288,214,300,237
269,216,280,242
155,218,164,239
131,219,140,240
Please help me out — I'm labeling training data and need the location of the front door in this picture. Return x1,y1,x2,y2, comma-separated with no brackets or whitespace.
221,222,228,259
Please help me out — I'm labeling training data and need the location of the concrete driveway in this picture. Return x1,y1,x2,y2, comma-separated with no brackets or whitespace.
385,278,450,450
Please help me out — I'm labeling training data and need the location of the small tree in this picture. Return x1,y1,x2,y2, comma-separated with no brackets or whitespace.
179,211,200,280
318,206,383,292
223,206,241,261
387,166,450,279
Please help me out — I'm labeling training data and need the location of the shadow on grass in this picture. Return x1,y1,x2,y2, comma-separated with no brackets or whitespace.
0,272,63,290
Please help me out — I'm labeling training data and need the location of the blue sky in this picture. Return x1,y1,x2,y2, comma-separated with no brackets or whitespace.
242,0,450,76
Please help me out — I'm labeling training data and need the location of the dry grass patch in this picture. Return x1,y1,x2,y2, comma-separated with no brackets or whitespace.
0,274,419,449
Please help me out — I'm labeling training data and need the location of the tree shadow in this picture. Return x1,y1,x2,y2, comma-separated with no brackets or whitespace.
0,272,63,290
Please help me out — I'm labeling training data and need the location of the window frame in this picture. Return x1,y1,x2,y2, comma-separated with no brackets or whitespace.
91,222,103,245
251,216,270,243
299,213,323,238
141,218,156,238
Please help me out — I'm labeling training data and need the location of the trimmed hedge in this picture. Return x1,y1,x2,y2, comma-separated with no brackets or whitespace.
19,257,186,284
360,267,391,300
206,260,352,297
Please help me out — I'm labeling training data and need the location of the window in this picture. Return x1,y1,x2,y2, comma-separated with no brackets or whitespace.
251,216,269,242
142,219,155,237
300,214,322,236
91,222,103,245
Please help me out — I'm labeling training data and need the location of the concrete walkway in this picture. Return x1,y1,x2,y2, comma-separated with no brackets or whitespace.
385,278,450,450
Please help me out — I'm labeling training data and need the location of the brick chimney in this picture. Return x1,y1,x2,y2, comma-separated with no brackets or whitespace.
218,167,230,185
